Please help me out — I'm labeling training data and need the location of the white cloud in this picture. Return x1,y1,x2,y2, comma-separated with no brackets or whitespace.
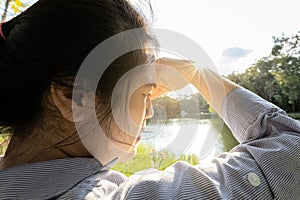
221,47,253,63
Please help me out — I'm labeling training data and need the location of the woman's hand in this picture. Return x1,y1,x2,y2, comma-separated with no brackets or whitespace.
151,58,198,99
152,57,240,115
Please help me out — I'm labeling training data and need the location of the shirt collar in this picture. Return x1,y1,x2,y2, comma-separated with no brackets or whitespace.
0,157,117,200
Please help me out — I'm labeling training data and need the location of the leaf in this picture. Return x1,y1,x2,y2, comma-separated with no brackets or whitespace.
9,0,24,14
16,0,22,7
11,4,20,14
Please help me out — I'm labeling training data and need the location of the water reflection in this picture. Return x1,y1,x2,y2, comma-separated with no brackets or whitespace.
141,118,239,162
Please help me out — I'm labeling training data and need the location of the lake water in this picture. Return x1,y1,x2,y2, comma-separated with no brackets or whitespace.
140,118,238,162
141,118,300,162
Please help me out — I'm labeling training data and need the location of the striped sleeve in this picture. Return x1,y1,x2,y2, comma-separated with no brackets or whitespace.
222,87,300,199
107,87,299,200
222,87,300,143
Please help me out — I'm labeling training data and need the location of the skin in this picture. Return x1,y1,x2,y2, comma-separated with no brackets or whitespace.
106,83,155,153
155,58,240,115
0,58,239,169
0,82,155,169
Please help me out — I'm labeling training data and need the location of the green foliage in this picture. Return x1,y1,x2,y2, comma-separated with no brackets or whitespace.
180,93,209,117
211,117,239,153
0,134,10,155
152,93,210,120
152,96,180,119
287,112,300,119
1,0,27,22
112,144,200,176
227,31,300,113
10,0,23,14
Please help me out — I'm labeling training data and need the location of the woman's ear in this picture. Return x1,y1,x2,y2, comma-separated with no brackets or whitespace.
51,83,76,122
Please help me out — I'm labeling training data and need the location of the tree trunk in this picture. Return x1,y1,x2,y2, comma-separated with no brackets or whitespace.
1,0,11,22
292,102,296,118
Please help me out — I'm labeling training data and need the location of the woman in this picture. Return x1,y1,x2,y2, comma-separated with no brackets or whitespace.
0,0,299,199
0,0,157,168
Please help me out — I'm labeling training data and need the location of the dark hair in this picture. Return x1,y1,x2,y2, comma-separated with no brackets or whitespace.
0,0,157,135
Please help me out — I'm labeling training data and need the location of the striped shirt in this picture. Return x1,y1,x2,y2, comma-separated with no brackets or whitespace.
0,88,299,199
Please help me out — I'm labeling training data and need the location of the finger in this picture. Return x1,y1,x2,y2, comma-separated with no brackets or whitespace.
156,57,194,66
150,84,170,99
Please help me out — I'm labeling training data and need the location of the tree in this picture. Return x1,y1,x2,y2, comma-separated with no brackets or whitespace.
270,32,300,113
151,93,210,120
241,58,281,103
152,96,180,119
226,31,300,113
1,0,25,22
179,93,209,118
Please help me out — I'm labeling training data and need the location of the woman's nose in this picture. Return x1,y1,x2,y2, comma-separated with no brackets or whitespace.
145,105,154,119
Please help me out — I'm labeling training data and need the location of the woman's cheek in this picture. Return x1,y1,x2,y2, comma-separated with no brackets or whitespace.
129,95,147,126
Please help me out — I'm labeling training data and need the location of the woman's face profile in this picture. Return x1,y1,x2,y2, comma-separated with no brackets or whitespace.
108,83,155,154
129,83,155,134
98,63,157,160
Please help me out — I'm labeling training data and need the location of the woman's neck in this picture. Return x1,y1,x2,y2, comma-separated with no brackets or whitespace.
0,122,91,170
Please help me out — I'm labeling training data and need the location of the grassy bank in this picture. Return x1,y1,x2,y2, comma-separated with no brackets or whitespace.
287,112,300,119
0,134,10,155
112,144,199,176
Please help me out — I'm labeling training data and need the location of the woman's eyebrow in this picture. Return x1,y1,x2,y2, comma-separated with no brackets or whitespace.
143,83,156,88
142,83,156,88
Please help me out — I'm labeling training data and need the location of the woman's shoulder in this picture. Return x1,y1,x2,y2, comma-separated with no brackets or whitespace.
59,169,128,199
0,157,117,199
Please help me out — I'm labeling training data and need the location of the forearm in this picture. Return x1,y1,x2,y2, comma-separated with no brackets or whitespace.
191,68,239,116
